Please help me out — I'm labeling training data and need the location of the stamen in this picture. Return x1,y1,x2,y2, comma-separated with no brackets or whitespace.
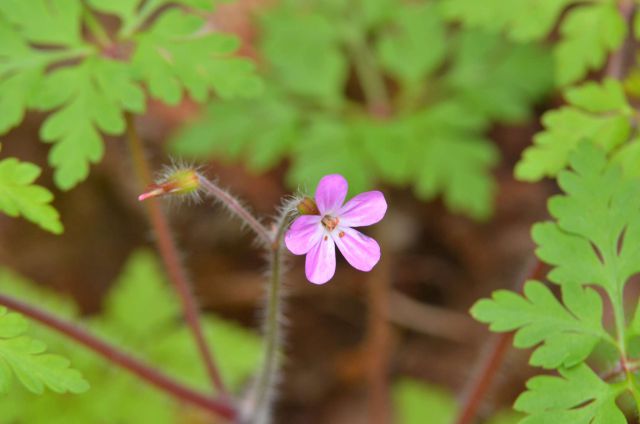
321,215,340,231
338,231,345,238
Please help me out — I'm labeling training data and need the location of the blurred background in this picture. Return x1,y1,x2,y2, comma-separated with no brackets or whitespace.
0,0,563,422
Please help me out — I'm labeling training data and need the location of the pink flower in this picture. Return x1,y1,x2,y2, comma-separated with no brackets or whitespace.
285,174,387,284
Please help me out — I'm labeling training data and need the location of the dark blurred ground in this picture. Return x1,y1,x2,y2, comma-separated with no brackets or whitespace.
0,1,557,423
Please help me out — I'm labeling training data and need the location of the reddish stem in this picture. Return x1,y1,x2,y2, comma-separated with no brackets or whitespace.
454,259,545,424
125,114,227,396
0,293,236,420
605,0,636,79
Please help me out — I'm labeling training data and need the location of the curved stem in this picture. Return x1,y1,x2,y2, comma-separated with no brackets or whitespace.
197,175,272,246
125,114,228,396
0,293,236,420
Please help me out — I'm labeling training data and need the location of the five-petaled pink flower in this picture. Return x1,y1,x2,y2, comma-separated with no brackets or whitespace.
285,174,387,285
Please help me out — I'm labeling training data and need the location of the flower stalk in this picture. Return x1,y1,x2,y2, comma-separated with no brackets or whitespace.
242,203,297,424
125,114,228,396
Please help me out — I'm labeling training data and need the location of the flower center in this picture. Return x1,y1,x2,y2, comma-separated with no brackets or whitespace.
321,215,339,232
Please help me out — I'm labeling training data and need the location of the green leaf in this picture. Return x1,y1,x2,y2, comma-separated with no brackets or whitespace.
441,0,573,42
288,119,372,196
393,379,457,424
407,103,498,219
0,307,88,395
131,9,259,104
532,144,640,295
514,364,626,424
88,0,217,34
516,79,633,181
0,0,82,46
446,31,553,122
170,89,299,172
260,6,347,107
376,3,446,87
554,3,625,86
0,158,63,234
34,58,142,190
472,281,610,368
443,1,625,86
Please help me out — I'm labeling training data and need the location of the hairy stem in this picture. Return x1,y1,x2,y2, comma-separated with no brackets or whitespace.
0,292,236,420
244,209,295,424
125,114,227,396
197,175,272,245
454,259,545,424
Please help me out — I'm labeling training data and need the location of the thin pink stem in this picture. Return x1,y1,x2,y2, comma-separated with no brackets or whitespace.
197,175,271,245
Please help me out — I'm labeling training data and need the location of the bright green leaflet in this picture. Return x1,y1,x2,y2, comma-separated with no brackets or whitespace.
171,0,552,220
473,144,640,421
0,307,88,395
0,157,62,234
514,364,626,424
516,79,633,181
472,281,612,369
442,0,626,86
0,250,261,423
0,0,258,190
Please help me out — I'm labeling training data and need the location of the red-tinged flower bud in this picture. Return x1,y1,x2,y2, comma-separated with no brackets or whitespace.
138,169,200,201
296,197,320,215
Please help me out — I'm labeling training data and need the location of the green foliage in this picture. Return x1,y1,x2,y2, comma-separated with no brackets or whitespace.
0,250,261,423
473,281,611,369
171,0,553,219
514,364,626,424
0,0,258,190
0,307,88,395
442,0,627,86
0,157,62,234
473,144,640,422
516,79,633,181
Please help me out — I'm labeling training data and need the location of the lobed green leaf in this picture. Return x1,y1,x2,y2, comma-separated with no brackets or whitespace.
472,281,610,368
516,79,633,181
0,158,63,234
0,307,88,395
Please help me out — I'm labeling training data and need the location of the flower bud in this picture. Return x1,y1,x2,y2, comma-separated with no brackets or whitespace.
138,168,200,201
296,197,320,215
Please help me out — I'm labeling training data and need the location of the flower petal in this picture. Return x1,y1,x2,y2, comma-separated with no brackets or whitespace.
332,227,380,272
314,174,348,215
285,215,323,255
338,191,387,227
305,235,336,284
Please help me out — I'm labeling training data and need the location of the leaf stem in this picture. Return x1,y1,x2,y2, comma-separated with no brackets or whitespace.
0,292,236,420
125,114,228,396
82,6,111,49
344,32,392,119
197,174,272,246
